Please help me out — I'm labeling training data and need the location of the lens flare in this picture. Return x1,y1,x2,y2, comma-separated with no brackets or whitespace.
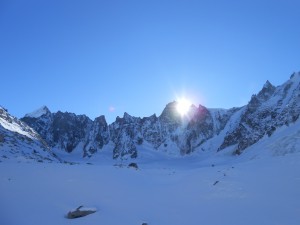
176,97,191,116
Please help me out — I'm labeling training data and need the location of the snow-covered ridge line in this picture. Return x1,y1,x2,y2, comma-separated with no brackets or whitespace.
1,71,300,160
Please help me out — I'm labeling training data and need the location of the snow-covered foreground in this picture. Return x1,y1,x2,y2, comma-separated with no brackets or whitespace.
1,153,300,225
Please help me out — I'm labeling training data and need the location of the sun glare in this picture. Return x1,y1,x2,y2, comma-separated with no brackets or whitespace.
176,97,191,116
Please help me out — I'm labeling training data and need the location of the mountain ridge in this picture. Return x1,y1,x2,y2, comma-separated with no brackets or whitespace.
0,106,60,163
1,72,300,161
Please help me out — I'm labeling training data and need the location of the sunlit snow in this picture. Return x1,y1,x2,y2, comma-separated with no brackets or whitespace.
1,152,300,225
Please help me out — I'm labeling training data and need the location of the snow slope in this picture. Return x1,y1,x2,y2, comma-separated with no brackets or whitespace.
1,151,300,225
0,107,59,163
240,117,300,158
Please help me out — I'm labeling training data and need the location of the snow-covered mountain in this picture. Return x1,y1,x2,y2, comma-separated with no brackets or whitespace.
20,103,239,159
0,106,60,162
2,72,300,160
219,73,300,154
21,107,109,158
1,72,299,225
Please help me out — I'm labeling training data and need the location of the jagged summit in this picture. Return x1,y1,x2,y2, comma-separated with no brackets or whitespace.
257,80,276,101
123,112,136,122
263,80,273,89
1,71,299,160
290,71,300,80
159,101,181,123
94,115,107,124
24,105,51,118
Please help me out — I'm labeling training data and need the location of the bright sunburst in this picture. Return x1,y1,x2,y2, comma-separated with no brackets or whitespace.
176,97,191,116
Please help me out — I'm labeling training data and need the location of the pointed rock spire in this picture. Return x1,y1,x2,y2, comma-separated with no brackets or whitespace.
263,80,273,89
257,80,276,101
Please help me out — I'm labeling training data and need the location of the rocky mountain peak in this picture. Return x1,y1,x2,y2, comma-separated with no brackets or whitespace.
24,105,51,118
123,112,134,123
263,80,273,89
113,112,139,125
290,71,300,80
7,71,300,160
159,101,181,123
257,80,276,101
141,114,158,124
94,115,107,126
197,104,209,114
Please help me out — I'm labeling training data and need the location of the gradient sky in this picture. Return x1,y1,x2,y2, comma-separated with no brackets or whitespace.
0,0,299,123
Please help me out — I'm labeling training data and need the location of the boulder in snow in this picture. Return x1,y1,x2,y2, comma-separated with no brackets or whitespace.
66,206,96,219
128,162,138,169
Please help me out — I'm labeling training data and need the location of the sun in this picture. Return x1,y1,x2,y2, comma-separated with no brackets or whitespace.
176,97,192,116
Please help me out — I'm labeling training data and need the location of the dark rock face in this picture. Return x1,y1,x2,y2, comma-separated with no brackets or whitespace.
21,111,109,157
140,114,163,148
109,113,140,159
19,72,300,159
84,115,109,157
52,112,91,152
182,105,214,154
159,101,182,129
219,73,300,154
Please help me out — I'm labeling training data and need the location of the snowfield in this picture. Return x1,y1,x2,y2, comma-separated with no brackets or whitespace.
1,152,300,225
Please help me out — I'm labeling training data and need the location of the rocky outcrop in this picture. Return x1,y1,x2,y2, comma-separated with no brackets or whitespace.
66,206,96,219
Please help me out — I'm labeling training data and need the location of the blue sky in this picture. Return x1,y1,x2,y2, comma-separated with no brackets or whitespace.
0,0,299,123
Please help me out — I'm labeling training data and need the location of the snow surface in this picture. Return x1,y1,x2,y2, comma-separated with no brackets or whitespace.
0,114,36,139
1,151,300,225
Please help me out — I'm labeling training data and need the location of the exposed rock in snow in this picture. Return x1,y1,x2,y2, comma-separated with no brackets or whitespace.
128,162,138,169
66,206,96,219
